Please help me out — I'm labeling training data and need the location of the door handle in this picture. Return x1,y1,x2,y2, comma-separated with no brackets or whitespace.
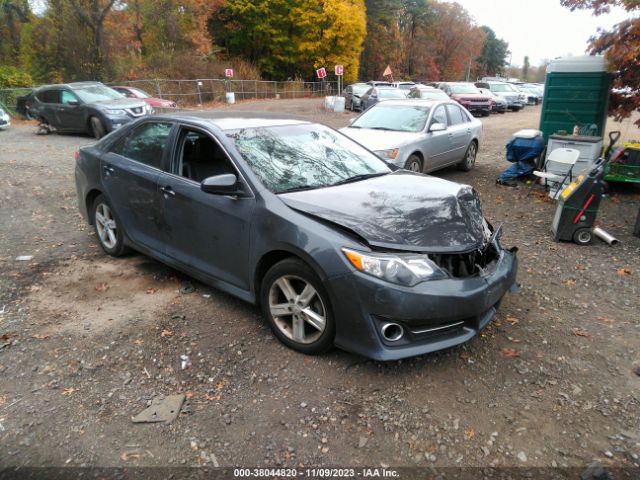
103,165,114,175
160,186,175,197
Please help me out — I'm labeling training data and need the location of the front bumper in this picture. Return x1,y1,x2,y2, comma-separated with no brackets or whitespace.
0,117,10,130
460,103,491,115
327,247,518,361
102,114,135,132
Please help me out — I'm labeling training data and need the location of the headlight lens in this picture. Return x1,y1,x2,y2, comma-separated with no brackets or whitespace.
105,108,126,116
375,148,399,160
342,248,445,286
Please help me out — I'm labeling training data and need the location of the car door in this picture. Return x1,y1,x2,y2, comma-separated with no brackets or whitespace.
344,86,353,109
100,121,173,253
423,105,455,171
158,124,256,290
56,90,85,131
38,89,61,127
444,104,472,164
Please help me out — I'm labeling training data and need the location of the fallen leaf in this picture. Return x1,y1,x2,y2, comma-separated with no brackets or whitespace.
205,393,220,401
616,268,632,277
506,314,519,325
62,387,77,395
32,334,50,340
576,264,586,271
499,348,520,358
146,288,157,294
95,282,110,292
595,316,612,323
572,328,589,337
562,279,576,286
133,339,144,346
185,391,195,399
160,329,173,337
464,429,475,439
120,452,140,461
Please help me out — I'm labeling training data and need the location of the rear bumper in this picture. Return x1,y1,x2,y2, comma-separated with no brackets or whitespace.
327,247,518,361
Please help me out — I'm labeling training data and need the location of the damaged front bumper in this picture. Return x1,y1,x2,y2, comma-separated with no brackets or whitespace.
327,244,518,361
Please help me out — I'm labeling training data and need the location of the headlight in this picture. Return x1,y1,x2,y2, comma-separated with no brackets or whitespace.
375,148,399,160
342,248,445,286
105,108,126,116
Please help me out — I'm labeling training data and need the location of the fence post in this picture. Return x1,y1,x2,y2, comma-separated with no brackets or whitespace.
155,79,162,99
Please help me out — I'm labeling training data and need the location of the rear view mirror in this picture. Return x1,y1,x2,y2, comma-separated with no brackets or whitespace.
201,174,244,196
429,122,446,132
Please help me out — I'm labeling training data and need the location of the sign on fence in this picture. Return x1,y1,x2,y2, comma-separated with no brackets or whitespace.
335,65,344,76
316,68,327,79
225,69,234,78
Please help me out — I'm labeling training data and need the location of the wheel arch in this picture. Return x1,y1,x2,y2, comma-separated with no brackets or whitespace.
85,189,103,225
253,248,329,305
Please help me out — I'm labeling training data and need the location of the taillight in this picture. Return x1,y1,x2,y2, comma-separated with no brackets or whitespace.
74,149,80,161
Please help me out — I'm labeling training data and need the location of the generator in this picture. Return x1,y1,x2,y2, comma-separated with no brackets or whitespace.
551,157,609,245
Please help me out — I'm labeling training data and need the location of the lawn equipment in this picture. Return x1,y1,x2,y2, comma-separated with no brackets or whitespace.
551,131,621,246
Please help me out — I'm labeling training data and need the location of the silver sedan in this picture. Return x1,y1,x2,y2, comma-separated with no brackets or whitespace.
340,99,482,173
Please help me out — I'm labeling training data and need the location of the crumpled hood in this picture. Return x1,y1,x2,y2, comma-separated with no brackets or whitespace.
279,171,486,253
339,127,419,152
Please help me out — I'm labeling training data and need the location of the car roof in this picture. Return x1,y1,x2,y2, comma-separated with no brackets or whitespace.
36,81,104,90
152,110,312,131
366,99,445,107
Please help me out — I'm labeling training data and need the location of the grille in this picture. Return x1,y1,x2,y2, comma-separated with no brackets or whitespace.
428,243,499,278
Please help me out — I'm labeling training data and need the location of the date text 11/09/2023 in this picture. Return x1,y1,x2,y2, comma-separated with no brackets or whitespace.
233,468,399,478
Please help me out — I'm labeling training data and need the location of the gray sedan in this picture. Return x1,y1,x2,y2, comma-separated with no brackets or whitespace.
340,99,482,173
359,86,407,111
75,111,516,361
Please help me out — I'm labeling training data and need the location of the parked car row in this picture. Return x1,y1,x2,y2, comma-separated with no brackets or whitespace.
343,78,541,116
16,81,177,139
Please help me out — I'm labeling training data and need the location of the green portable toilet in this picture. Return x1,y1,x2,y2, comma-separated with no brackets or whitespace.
539,55,613,142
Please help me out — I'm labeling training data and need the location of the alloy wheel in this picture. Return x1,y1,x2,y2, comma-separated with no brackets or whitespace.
268,275,327,344
95,203,118,249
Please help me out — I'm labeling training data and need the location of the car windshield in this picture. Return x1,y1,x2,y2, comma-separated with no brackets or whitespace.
377,89,406,99
352,85,369,95
73,85,124,102
227,123,391,194
128,87,150,98
450,84,480,94
418,89,449,100
352,104,430,132
490,83,516,93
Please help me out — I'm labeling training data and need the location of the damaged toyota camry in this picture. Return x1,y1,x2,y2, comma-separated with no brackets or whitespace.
75,111,517,361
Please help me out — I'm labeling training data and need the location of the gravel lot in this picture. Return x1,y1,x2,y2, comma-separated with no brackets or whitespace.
0,99,639,476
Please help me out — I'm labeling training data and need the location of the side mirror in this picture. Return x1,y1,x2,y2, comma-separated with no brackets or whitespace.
201,173,244,196
429,122,447,132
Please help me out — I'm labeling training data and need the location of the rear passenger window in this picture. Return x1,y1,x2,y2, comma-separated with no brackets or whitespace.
38,90,60,104
113,122,172,169
446,104,466,125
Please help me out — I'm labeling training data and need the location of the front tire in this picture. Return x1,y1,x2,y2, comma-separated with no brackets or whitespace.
404,154,423,172
90,116,106,139
92,194,129,256
457,141,477,171
260,258,335,355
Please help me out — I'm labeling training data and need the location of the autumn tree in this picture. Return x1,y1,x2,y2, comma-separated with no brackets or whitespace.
0,0,31,64
561,0,640,124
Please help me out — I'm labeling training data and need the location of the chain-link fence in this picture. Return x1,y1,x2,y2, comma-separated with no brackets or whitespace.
0,78,338,117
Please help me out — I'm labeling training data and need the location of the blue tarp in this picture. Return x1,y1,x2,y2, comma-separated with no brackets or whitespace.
497,135,545,181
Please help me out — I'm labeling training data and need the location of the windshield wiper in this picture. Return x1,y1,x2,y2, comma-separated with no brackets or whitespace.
330,172,388,187
277,185,320,194
369,126,395,131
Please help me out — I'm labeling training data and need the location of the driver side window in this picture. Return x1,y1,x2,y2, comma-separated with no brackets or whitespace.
431,106,447,126
61,90,79,105
177,128,235,183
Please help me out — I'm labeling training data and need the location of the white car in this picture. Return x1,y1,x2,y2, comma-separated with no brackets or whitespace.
0,107,10,130
340,99,482,173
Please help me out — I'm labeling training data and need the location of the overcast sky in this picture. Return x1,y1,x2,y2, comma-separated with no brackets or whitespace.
444,0,632,67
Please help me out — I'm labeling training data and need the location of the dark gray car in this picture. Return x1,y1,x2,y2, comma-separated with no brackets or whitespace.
75,111,518,361
25,81,152,138
359,86,407,111
343,83,370,111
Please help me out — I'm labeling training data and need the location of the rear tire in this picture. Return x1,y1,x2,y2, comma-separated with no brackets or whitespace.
92,194,130,256
457,141,477,171
90,116,106,139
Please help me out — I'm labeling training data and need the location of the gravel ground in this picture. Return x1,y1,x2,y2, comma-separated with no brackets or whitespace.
0,99,639,476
